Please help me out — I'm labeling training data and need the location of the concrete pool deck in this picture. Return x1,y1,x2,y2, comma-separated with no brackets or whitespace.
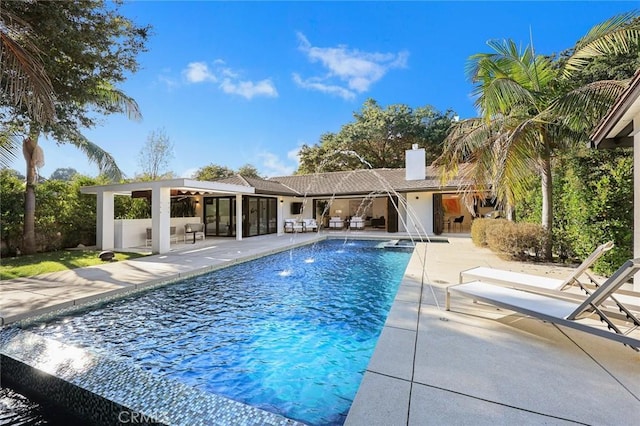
1,233,639,424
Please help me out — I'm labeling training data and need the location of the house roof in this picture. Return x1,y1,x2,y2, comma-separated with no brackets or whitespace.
268,166,465,197
591,68,640,149
81,165,469,199
216,175,299,196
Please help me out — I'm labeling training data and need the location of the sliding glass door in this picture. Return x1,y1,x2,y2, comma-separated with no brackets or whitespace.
204,197,236,237
243,196,277,237
205,196,277,237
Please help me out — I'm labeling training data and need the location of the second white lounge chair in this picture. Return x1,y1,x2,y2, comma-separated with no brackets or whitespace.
459,241,615,292
447,258,640,349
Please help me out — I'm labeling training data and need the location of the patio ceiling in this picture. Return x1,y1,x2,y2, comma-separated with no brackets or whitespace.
80,178,255,196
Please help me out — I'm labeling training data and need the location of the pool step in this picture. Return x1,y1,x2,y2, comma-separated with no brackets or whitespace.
376,240,399,248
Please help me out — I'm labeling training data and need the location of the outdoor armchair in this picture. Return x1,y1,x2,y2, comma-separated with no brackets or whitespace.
184,223,205,242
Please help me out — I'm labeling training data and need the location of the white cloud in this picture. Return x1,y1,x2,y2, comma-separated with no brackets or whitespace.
181,61,278,99
292,73,355,100
181,167,200,179
183,62,217,83
258,151,296,177
220,67,239,79
287,146,301,163
157,74,179,90
295,32,408,98
220,78,278,100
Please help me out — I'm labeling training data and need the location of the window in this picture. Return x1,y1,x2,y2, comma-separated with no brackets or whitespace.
291,202,303,214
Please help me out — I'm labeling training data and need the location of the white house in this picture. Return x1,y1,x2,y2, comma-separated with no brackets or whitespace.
82,147,485,254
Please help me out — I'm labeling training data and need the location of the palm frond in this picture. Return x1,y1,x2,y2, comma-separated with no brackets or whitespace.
475,77,538,118
90,81,142,122
63,128,124,182
548,79,629,132
435,117,500,201
0,131,20,168
436,113,543,211
564,12,640,77
468,40,550,117
0,10,56,124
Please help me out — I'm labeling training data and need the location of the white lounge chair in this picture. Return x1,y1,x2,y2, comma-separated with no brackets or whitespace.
460,241,615,292
447,258,640,349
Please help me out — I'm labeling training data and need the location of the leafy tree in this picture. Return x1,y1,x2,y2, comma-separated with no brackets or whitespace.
237,164,262,178
192,164,236,181
0,1,150,254
114,192,151,219
435,12,640,259
50,167,79,181
297,99,456,174
137,128,175,180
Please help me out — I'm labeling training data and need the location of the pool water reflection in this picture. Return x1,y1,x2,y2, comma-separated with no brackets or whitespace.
27,239,412,425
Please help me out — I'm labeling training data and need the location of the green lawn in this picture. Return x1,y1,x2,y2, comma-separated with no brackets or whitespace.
0,250,146,280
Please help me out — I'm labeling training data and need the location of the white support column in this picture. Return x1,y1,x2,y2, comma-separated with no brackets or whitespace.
634,115,640,291
96,190,115,250
278,198,284,235
151,185,171,254
235,194,243,241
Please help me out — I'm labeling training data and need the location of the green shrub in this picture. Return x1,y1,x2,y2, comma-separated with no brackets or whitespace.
554,149,632,274
471,218,508,247
484,220,548,261
517,149,632,275
0,169,25,256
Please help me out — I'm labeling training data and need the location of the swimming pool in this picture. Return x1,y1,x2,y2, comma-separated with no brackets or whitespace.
21,239,412,425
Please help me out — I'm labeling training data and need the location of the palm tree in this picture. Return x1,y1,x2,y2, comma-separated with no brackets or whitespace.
1,1,148,254
0,58,142,254
435,12,640,259
19,84,141,254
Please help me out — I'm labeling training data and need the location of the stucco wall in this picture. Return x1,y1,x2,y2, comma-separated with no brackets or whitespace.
114,217,201,248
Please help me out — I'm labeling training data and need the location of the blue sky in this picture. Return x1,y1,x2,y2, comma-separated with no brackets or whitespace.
25,1,639,179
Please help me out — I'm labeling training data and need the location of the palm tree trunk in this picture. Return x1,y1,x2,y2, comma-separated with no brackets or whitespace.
540,155,553,261
22,130,41,254
23,167,37,254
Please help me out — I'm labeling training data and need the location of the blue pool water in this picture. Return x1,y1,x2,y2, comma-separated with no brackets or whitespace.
25,239,412,425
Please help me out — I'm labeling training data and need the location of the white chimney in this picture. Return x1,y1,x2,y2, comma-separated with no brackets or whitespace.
405,145,425,180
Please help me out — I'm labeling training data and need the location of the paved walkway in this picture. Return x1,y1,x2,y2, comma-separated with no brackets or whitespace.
1,232,639,424
0,233,325,325
348,236,640,425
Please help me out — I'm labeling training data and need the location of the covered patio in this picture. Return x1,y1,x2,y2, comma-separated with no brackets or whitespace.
81,178,254,254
